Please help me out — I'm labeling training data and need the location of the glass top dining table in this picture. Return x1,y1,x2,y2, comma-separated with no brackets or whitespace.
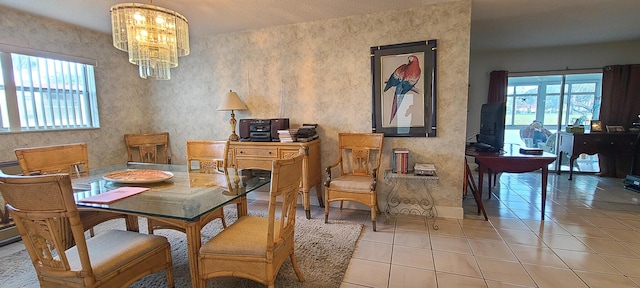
72,162,270,221
70,162,270,288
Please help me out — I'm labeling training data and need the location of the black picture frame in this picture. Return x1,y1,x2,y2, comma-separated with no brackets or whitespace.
371,40,437,137
590,120,602,132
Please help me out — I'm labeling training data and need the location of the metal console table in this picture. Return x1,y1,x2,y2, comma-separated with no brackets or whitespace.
383,170,439,230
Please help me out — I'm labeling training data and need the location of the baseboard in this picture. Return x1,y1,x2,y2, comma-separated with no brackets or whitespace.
323,201,463,220
0,226,20,247
434,206,464,219
248,190,464,220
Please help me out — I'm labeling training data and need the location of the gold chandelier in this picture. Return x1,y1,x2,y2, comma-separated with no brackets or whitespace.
110,2,190,80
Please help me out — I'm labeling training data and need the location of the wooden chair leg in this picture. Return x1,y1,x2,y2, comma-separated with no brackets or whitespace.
463,158,472,197
220,216,227,228
290,252,305,282
324,198,330,224
316,183,324,208
371,206,377,231
465,159,488,221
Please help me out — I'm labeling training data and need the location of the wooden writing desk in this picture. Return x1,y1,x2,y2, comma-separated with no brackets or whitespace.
229,139,322,219
557,132,637,180
466,144,556,220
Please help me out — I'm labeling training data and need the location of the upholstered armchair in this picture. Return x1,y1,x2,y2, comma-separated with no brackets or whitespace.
324,133,384,231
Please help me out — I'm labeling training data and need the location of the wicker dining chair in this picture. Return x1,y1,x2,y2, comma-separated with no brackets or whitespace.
124,132,170,164
14,143,127,244
15,143,89,177
147,140,231,234
198,154,305,288
324,133,384,231
0,171,174,288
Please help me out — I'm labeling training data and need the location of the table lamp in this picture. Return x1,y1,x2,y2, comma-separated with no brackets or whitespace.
217,90,248,141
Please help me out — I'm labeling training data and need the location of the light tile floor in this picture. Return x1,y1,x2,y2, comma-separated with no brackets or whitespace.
337,171,640,288
3,171,640,287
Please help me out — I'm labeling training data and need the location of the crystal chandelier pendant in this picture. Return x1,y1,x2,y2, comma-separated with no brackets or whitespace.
110,3,190,80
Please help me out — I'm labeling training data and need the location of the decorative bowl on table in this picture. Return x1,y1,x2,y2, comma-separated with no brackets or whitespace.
103,169,174,184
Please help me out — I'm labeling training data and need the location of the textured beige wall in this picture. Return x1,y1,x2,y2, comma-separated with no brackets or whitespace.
156,0,472,210
0,6,151,167
0,0,471,214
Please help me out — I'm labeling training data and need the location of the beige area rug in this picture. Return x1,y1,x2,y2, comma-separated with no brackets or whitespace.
0,209,363,288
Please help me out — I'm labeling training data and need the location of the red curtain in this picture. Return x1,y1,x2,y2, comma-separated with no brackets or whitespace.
598,64,640,177
487,70,508,103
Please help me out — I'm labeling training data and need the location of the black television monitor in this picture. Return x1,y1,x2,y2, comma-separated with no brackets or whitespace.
476,101,506,152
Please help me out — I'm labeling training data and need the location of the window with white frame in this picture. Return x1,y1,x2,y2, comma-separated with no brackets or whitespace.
0,50,99,132
505,71,603,172
506,72,602,131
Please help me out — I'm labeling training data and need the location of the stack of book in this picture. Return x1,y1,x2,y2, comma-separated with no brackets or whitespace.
277,129,298,143
392,148,409,174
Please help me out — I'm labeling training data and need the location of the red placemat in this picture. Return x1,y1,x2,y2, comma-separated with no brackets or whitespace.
78,187,149,204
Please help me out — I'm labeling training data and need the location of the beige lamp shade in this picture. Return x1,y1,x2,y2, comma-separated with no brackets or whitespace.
217,90,248,111
218,90,247,141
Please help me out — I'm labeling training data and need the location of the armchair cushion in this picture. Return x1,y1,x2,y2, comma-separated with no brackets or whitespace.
329,175,374,192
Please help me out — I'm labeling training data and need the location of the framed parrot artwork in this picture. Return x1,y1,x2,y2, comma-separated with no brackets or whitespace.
371,40,437,137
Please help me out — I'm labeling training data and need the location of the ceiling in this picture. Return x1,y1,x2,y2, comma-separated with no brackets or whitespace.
0,0,638,51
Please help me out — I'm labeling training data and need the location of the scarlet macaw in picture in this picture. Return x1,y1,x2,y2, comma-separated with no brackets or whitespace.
383,55,421,124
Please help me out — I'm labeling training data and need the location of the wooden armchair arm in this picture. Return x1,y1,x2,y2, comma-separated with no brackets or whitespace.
324,160,341,187
371,168,378,191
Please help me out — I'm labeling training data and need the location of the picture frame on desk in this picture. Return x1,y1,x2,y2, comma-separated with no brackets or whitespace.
590,120,602,132
371,40,437,137
606,125,625,132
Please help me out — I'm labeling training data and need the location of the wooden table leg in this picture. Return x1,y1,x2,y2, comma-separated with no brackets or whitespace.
477,166,485,202
541,166,548,220
568,156,576,180
125,215,139,232
186,222,204,288
487,171,493,199
236,196,248,217
302,188,311,219
556,151,563,175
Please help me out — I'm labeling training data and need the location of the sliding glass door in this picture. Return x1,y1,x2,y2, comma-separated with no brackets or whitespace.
506,71,602,171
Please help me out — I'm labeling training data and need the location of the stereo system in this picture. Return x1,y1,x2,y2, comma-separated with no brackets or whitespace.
241,118,290,142
239,119,252,140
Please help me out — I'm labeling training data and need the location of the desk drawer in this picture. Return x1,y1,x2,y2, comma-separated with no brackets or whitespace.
235,147,277,158
280,148,304,159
